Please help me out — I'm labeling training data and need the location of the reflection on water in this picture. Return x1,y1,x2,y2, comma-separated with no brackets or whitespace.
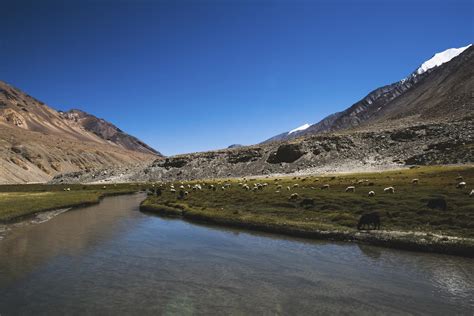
0,193,473,315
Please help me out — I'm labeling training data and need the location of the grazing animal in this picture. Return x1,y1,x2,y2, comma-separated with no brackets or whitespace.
170,188,176,193
102,186,107,189
178,190,186,199
357,212,380,230
276,184,282,190
243,184,250,191
300,198,314,207
368,191,375,197
345,186,355,193
456,182,466,189
427,197,447,211
456,176,464,181
289,193,299,200
469,189,474,197
321,184,330,190
293,184,299,188
384,187,395,194
287,186,291,191
411,179,419,184
63,187,71,191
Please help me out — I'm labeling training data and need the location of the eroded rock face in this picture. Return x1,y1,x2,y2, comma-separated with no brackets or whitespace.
158,157,190,168
227,149,262,163
267,143,306,164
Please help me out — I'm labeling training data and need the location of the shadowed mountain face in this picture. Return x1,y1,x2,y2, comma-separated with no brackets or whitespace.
264,45,473,143
59,109,160,155
0,81,160,183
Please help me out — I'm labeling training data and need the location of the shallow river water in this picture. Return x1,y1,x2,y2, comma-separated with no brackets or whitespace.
0,193,473,315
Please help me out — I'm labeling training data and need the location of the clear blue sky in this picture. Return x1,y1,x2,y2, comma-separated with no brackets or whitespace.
1,0,472,155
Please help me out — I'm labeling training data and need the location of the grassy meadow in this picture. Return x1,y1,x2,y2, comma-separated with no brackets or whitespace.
0,183,141,222
142,166,474,239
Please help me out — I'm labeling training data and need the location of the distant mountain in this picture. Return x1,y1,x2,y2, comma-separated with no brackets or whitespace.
0,81,160,183
263,44,473,143
59,109,160,155
228,144,244,149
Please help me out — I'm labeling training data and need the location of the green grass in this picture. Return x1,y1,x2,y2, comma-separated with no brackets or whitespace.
0,183,142,222
142,165,474,238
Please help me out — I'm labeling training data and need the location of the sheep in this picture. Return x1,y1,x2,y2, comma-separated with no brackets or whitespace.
368,191,375,197
411,178,419,184
470,189,474,197
321,184,330,190
179,185,185,189
170,188,176,193
456,182,466,189
102,186,107,189
63,187,71,191
243,184,250,191
345,186,355,193
224,183,231,188
287,186,291,191
456,176,464,181
384,187,395,194
289,193,299,200
293,184,299,188
221,186,225,191
276,184,282,190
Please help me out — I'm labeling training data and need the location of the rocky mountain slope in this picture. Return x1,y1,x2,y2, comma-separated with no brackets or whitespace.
59,109,160,155
0,81,160,183
264,44,473,143
49,44,474,184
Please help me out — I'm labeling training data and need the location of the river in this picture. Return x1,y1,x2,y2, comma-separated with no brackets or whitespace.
0,193,473,315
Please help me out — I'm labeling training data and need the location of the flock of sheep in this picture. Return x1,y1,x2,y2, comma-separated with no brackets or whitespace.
152,175,472,200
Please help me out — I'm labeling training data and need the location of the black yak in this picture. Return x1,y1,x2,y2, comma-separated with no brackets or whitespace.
357,212,380,230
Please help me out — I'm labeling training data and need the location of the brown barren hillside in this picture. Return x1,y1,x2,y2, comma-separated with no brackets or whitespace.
0,81,160,183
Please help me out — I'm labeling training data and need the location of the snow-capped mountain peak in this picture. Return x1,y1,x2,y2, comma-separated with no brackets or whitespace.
416,44,472,75
288,123,310,135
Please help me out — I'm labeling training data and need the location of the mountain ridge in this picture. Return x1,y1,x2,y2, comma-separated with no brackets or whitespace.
263,44,473,143
0,80,160,183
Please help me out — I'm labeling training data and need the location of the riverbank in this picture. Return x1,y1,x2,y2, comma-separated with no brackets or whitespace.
0,183,142,223
140,165,474,257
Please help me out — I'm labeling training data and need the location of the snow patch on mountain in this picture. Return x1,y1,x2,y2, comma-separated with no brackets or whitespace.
416,44,472,75
288,123,310,135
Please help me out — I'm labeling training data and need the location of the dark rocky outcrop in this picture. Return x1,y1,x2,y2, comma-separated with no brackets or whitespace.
267,143,306,164
227,148,262,163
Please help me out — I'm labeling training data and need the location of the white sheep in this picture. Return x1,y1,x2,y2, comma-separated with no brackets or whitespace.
469,189,474,197
384,187,395,194
170,188,176,193
368,191,375,197
456,182,466,189
345,186,355,192
276,184,282,190
321,184,330,190
411,178,419,184
287,186,291,191
293,184,299,188
289,193,299,200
